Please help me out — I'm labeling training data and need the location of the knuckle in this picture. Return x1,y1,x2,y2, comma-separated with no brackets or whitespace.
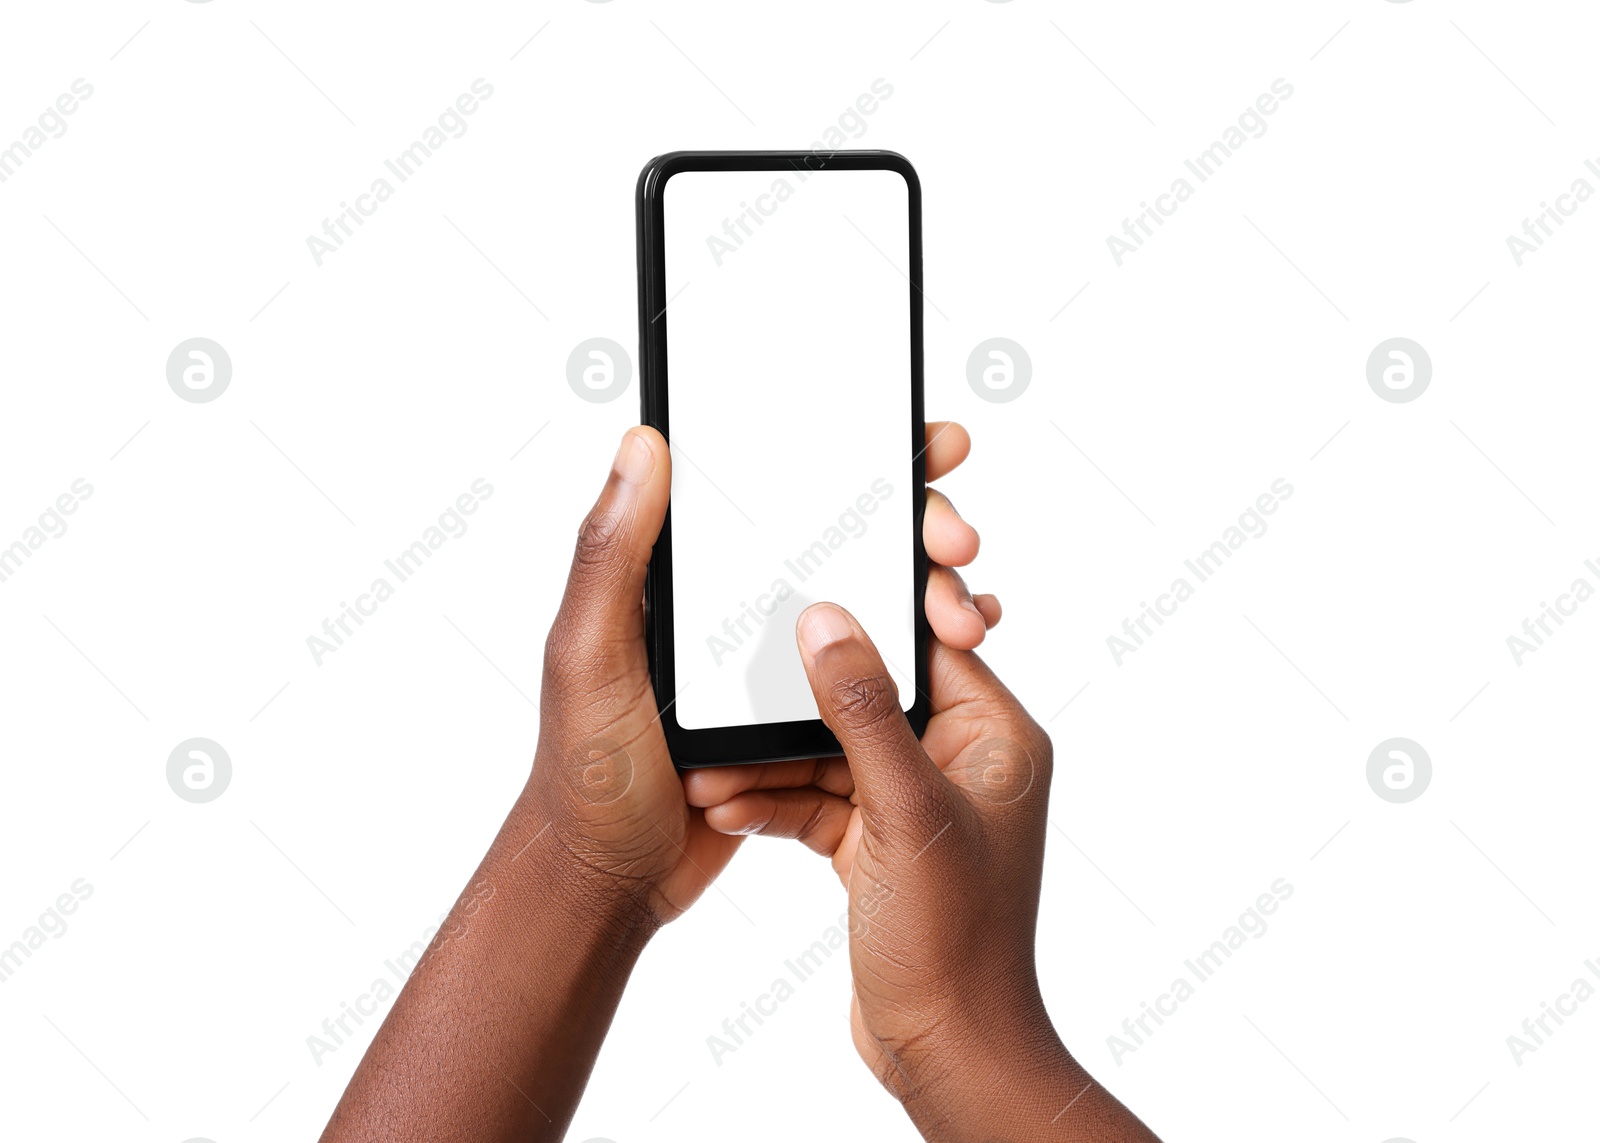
540,614,618,706
795,798,831,841
960,735,1033,807
574,505,629,574
542,605,592,670
1022,721,1054,779
970,722,1052,811
827,671,903,737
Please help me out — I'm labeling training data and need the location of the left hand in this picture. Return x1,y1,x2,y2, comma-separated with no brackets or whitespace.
523,422,997,928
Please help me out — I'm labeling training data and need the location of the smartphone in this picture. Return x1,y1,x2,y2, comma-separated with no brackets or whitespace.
635,150,929,767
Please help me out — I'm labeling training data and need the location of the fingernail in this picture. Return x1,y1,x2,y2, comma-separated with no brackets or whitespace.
613,430,654,486
798,604,852,654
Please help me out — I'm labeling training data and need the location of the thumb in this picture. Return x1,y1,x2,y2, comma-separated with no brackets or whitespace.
795,603,955,831
547,427,669,677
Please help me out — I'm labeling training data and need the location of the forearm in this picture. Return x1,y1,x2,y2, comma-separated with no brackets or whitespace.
320,788,656,1142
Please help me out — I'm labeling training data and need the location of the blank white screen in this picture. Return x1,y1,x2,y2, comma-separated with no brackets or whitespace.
662,166,914,730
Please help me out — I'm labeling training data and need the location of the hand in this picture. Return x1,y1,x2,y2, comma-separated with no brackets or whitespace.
684,609,1158,1141
528,421,999,929
321,423,1003,1142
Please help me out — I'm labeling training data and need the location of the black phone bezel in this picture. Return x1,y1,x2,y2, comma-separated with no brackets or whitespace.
635,149,930,768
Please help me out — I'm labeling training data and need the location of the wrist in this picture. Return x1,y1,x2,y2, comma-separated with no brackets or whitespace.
494,786,666,955
896,995,1062,1122
893,1004,1151,1142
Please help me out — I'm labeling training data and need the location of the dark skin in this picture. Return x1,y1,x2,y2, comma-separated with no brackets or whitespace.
320,424,1156,1142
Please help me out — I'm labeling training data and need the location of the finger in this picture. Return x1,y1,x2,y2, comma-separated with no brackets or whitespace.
926,565,987,651
973,593,1002,629
545,427,669,676
703,789,855,857
795,603,954,822
830,805,864,885
682,758,854,808
923,489,979,568
924,421,971,482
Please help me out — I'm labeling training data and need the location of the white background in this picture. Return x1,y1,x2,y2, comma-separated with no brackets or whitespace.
663,167,914,729
0,2,1596,1140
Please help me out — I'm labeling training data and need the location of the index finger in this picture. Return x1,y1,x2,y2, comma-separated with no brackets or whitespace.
923,421,971,482
682,757,854,808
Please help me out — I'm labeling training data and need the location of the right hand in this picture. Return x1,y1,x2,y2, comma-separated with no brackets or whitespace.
685,605,1158,1140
